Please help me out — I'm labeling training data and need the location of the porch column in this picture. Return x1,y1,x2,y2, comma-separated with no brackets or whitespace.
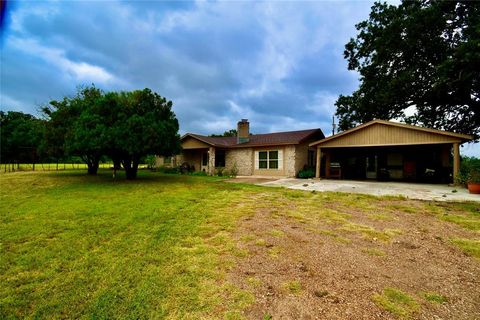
453,142,460,182
325,150,331,179
315,146,321,179
208,147,216,176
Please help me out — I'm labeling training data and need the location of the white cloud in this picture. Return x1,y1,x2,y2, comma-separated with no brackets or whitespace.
7,37,114,83
305,91,338,116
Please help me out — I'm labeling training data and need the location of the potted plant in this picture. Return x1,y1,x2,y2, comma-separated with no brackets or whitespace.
467,169,480,194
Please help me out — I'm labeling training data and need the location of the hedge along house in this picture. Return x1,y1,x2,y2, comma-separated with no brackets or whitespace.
156,119,325,177
310,120,473,183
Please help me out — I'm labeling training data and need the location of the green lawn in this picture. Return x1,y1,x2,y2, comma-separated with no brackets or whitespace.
0,171,259,319
1,170,479,319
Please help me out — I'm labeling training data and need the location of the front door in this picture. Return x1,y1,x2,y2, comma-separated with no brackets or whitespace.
366,155,377,179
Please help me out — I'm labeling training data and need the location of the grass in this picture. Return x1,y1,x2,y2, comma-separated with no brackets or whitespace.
368,213,395,221
373,288,420,319
450,238,480,259
269,229,285,237
420,291,447,304
247,277,262,288
282,280,302,295
424,202,480,232
362,247,386,257
1,170,479,318
0,170,257,319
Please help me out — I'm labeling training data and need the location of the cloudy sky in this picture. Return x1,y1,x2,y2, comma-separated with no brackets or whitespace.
1,0,478,156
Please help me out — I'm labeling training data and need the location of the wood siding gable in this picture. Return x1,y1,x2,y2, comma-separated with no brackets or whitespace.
181,136,211,149
312,122,469,148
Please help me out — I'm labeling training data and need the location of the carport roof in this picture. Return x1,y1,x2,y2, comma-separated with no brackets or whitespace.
309,120,473,148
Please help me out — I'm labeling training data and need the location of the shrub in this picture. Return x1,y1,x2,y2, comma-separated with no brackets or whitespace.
456,156,480,185
297,168,315,179
160,166,179,174
179,162,194,174
144,155,157,170
229,162,239,178
215,167,224,176
191,171,207,176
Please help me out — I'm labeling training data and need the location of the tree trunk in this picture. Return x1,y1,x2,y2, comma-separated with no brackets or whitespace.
87,162,99,175
123,156,139,180
113,158,122,170
84,156,99,175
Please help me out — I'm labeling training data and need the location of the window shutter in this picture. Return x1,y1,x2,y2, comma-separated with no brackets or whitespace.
277,149,283,170
254,151,259,170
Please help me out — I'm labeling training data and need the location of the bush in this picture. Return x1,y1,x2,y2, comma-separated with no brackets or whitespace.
144,155,157,170
159,166,179,174
191,171,207,176
226,163,239,178
297,168,315,179
215,167,224,176
456,156,480,185
179,162,194,174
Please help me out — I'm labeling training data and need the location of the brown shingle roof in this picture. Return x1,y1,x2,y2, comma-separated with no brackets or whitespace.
183,128,324,148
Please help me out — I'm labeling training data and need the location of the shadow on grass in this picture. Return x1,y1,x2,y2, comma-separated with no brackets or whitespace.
42,169,228,186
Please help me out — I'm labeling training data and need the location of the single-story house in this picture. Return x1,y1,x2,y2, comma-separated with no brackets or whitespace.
310,120,473,183
156,119,325,176
157,118,473,183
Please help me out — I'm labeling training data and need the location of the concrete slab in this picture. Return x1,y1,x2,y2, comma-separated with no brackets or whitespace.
252,178,480,202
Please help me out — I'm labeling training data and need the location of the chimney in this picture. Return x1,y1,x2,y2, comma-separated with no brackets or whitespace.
237,119,250,144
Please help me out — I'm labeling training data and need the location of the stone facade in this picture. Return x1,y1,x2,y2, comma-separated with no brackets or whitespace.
283,145,296,177
295,142,311,173
157,143,313,177
208,147,215,175
225,148,253,176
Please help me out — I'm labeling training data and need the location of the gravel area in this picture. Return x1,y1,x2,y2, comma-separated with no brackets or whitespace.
227,196,480,319
256,178,480,202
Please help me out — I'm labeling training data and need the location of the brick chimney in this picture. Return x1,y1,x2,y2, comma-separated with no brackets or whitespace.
237,119,250,144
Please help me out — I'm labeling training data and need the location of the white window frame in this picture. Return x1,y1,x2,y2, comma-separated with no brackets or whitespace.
255,150,283,170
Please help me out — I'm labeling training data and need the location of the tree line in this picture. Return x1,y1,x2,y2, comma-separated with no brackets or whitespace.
1,86,181,179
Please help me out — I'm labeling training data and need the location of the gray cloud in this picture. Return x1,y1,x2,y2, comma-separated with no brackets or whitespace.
2,0,476,155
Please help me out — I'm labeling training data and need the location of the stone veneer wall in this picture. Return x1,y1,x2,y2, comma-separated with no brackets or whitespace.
295,142,310,173
284,145,296,177
225,148,253,176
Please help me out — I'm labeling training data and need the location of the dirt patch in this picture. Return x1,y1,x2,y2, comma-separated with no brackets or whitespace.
227,195,480,319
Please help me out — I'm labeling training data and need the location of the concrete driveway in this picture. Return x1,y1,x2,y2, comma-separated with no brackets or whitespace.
248,178,480,202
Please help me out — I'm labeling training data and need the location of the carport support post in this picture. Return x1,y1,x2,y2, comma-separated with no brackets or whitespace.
208,147,216,176
453,142,460,183
315,146,321,179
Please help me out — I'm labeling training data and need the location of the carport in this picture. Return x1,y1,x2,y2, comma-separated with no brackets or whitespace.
310,120,473,183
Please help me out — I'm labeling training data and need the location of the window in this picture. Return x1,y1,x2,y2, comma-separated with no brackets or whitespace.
269,151,278,169
259,151,268,169
164,156,172,164
215,150,226,167
257,150,281,170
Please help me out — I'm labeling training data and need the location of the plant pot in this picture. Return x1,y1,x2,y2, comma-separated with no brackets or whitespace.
467,182,480,194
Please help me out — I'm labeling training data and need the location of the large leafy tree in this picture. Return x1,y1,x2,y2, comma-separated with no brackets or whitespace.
44,86,105,175
105,89,181,179
0,111,44,165
45,86,181,179
335,0,480,139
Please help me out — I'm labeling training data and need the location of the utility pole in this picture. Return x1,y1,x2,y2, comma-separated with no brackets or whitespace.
332,115,336,136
